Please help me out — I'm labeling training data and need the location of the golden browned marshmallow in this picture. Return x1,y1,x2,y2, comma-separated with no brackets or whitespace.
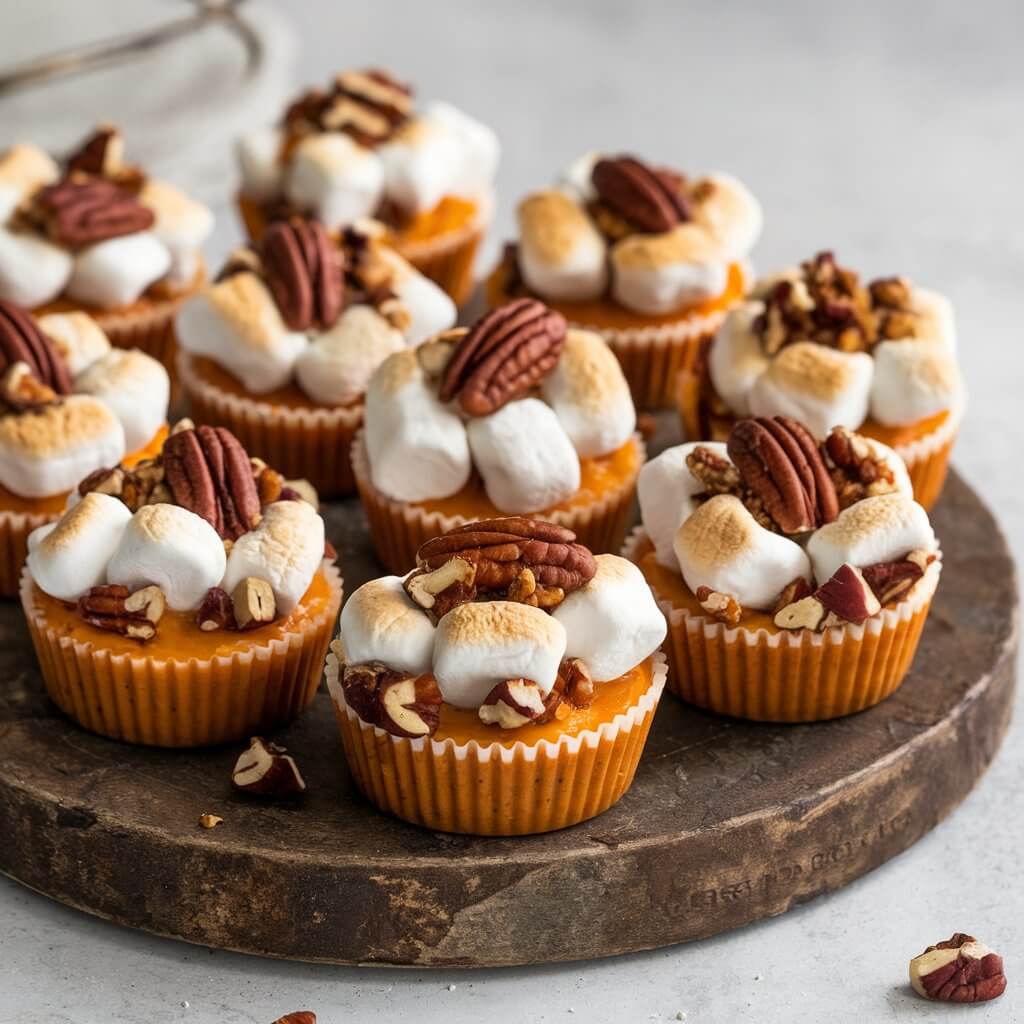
688,172,763,260
0,143,58,218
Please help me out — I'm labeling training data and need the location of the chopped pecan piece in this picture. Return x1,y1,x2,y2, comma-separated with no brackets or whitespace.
232,577,277,629
824,426,897,508
77,583,165,641
536,658,595,724
695,586,742,627
478,678,547,729
197,587,236,631
771,577,812,617
909,933,1006,1003
860,557,925,605
232,737,306,797
0,299,72,394
0,361,58,410
506,567,565,609
341,662,442,737
403,557,477,623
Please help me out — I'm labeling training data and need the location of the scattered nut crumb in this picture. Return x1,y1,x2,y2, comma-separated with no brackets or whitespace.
198,813,223,829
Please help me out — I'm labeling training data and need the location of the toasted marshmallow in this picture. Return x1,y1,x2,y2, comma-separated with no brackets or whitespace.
909,286,956,352
806,493,935,584
295,305,405,406
66,233,172,309
708,302,770,417
222,499,324,615
285,133,383,230
557,151,599,202
516,190,607,302
553,555,667,682
176,272,308,393
0,395,124,498
638,441,731,568
374,247,456,345
74,348,170,451
0,228,72,308
541,328,635,456
433,601,567,708
610,223,728,315
379,115,465,214
364,348,471,502
26,493,132,601
339,575,435,675
107,504,225,611
467,398,580,514
421,101,500,200
690,173,763,260
37,311,110,376
236,126,285,201
0,144,58,221
674,495,811,611
869,338,962,427
137,179,213,285
749,341,874,438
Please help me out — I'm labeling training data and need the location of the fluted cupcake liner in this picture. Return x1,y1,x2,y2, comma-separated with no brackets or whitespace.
623,528,940,723
236,192,490,308
178,352,363,498
21,563,343,748
325,645,666,835
0,508,52,598
351,431,644,575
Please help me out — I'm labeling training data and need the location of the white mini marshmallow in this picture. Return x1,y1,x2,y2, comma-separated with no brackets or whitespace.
557,151,600,202
295,305,405,406
674,494,811,611
611,224,728,315
339,575,436,675
869,338,962,427
421,101,500,200
708,302,770,417
807,493,935,584
516,189,607,302
749,341,874,438
138,179,213,285
375,248,456,345
176,272,308,393
0,143,58,221
638,441,731,568
285,133,383,230
222,499,325,615
910,287,956,353
553,555,667,682
0,228,72,308
37,312,110,376
236,126,285,201
364,349,471,502
26,493,132,602
541,328,635,457
690,172,763,260
107,504,226,611
467,398,580,514
379,115,465,213
0,395,124,498
74,348,169,452
66,233,172,309
433,601,566,708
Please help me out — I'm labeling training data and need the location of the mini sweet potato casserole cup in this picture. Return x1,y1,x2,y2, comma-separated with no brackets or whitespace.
0,299,171,595
21,421,340,747
677,251,964,510
485,152,761,409
354,299,644,574
326,517,667,835
235,68,499,305
0,127,212,371
628,415,941,722
176,216,455,497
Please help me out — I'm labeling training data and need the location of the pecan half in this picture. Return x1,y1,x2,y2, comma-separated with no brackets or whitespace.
727,417,838,533
341,662,442,737
591,155,692,233
0,299,72,394
163,426,261,540
33,177,154,248
260,217,344,331
77,584,165,641
416,517,597,595
438,299,566,416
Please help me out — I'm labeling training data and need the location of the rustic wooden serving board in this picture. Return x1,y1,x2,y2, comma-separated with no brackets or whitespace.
0,463,1015,967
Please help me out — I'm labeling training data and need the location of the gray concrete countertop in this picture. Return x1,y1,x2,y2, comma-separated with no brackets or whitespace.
2,1,1023,1021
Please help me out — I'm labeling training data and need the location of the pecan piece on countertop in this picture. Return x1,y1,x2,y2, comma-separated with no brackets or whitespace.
416,517,597,596
77,584,166,641
727,416,838,533
232,737,306,797
260,216,344,331
0,299,72,394
163,425,261,540
591,155,692,233
909,933,1006,1004
438,299,566,416
32,177,154,248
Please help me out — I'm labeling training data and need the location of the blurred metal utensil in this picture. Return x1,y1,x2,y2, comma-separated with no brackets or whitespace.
0,0,261,96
